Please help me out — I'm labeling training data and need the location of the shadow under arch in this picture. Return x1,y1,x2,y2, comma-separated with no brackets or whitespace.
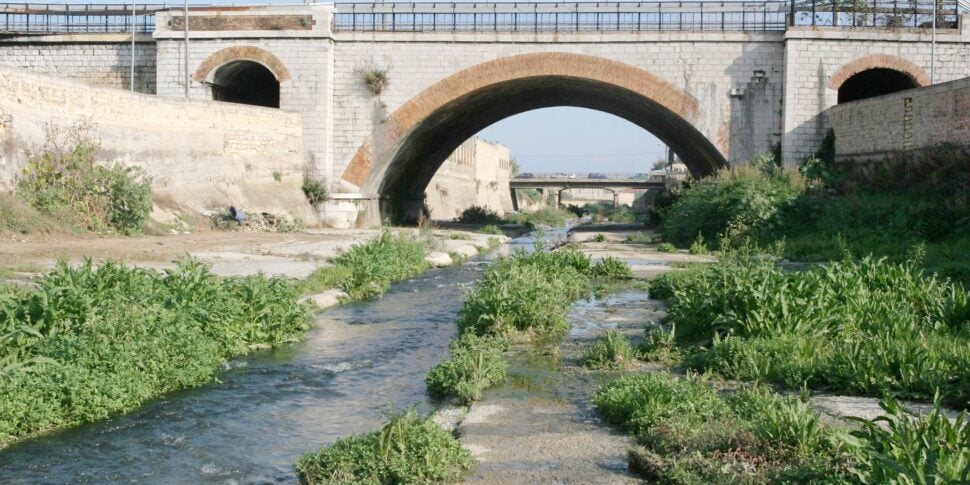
337,53,727,221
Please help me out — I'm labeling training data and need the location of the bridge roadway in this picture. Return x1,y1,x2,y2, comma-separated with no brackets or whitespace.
508,178,666,211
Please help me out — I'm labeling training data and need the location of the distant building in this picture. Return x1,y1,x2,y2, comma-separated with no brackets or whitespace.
425,137,514,219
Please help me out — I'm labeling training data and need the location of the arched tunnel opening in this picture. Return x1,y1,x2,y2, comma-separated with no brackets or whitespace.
837,68,918,104
376,76,725,222
210,60,280,108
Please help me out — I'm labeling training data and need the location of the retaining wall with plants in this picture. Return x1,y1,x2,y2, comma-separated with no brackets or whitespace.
0,67,314,222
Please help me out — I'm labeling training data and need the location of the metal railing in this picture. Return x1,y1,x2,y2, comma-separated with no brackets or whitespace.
333,2,790,32
0,0,962,36
790,0,960,28
0,3,167,35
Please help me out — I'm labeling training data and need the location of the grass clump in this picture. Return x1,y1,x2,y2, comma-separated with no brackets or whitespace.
426,333,508,404
0,259,311,448
296,409,473,484
457,247,590,338
651,251,970,408
623,232,653,244
299,230,429,300
591,256,633,279
595,374,847,482
656,242,676,253
505,207,573,228
16,125,152,234
457,205,503,225
479,224,503,235
582,330,636,369
302,176,328,205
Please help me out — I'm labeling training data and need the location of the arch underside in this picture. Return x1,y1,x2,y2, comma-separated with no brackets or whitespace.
379,75,725,204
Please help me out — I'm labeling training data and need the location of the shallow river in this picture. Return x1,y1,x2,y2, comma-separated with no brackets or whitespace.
0,263,487,483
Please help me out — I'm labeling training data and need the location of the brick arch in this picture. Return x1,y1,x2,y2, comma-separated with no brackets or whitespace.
827,54,929,90
193,46,291,83
340,52,722,200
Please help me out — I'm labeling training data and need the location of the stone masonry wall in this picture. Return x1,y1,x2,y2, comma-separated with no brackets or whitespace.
781,25,970,163
154,37,334,180
0,66,313,221
425,137,514,220
329,32,787,184
0,37,156,93
829,77,970,159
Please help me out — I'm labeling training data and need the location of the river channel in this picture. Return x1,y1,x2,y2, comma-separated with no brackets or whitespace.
0,228,577,484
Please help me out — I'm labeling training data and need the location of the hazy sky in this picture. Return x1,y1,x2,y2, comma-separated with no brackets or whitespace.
477,107,667,174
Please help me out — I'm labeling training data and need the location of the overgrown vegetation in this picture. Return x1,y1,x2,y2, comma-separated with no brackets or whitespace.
429,243,632,403
595,372,970,483
359,66,389,96
296,409,473,484
479,224,503,235
591,256,633,279
595,373,848,482
298,230,429,300
650,250,970,408
582,330,635,369
16,124,152,234
658,148,970,283
0,259,311,447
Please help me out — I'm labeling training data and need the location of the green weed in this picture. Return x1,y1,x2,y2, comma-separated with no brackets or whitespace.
582,330,636,370
426,333,508,404
479,224,503,235
296,409,473,484
0,259,311,447
591,256,633,280
656,242,676,253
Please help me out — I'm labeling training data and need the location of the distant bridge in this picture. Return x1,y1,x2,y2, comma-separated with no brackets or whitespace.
508,176,666,211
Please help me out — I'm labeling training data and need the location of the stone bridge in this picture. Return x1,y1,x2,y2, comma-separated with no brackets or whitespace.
1,1,968,226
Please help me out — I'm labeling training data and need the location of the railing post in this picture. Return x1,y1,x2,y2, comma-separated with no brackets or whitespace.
832,0,838,26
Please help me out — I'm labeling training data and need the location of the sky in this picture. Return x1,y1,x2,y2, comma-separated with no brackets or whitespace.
477,107,667,174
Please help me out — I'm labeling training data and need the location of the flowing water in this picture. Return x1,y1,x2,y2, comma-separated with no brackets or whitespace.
0,263,488,484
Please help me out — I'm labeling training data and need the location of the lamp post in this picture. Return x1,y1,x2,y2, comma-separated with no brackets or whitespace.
931,0,937,84
184,0,190,98
130,0,136,92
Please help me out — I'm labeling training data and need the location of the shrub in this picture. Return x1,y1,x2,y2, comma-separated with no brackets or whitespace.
661,163,805,246
844,396,970,484
16,128,151,234
296,409,473,484
505,207,572,228
360,66,389,96
688,233,708,255
457,206,502,225
0,259,311,447
302,176,328,205
582,330,636,369
591,256,633,279
426,333,508,404
656,242,676,253
589,233,607,243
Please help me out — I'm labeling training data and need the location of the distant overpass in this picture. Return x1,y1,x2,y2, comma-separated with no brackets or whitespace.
508,174,668,211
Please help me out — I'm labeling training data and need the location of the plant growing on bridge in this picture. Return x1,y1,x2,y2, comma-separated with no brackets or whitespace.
301,175,328,205
16,123,152,235
0,259,311,448
359,65,390,96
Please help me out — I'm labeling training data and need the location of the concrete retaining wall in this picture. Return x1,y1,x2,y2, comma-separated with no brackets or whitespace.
0,66,314,222
829,77,970,160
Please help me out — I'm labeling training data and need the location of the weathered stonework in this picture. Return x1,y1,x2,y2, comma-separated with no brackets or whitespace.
0,66,313,220
193,45,292,82
171,15,313,32
829,76,970,159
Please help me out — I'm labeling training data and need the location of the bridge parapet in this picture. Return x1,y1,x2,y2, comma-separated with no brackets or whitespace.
0,0,961,36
